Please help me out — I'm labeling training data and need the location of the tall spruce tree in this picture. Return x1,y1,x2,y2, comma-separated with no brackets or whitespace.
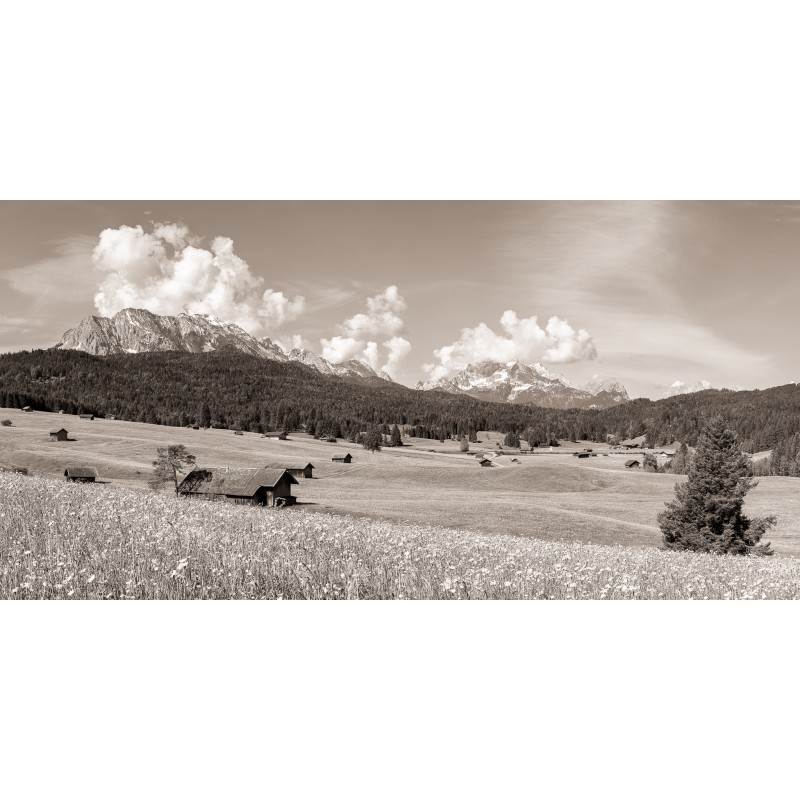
658,416,775,555
390,424,403,447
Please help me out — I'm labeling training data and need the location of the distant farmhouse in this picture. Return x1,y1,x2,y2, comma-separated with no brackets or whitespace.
49,428,68,442
624,459,640,469
262,432,288,440
332,453,353,463
64,467,97,483
79,414,94,421
477,458,494,467
263,462,314,479
234,430,244,436
178,467,298,506
22,406,32,412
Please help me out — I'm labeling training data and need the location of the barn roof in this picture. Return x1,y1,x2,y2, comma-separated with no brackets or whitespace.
262,462,314,471
64,467,97,478
624,459,640,466
332,453,352,460
49,428,68,434
178,467,298,497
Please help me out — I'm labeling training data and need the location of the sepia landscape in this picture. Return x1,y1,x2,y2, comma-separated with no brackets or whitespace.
3,201,800,599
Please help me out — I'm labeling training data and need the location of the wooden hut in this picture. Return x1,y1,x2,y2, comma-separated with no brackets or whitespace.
22,406,32,412
264,462,314,479
234,430,244,436
49,428,68,442
478,458,494,467
79,414,94,421
177,467,298,506
332,453,353,463
64,467,97,483
624,459,640,469
261,431,288,440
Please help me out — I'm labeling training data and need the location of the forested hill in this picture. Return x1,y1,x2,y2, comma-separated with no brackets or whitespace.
1,349,800,473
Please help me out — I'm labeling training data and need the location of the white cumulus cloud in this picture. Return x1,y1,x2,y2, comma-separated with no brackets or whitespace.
92,223,305,336
423,311,597,381
665,379,713,396
320,285,411,376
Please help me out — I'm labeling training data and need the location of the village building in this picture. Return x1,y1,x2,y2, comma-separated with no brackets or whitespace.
624,459,640,469
64,467,97,483
177,467,298,506
478,458,494,467
49,428,68,442
79,414,94,421
263,462,314,479
262,431,288,440
332,453,353,463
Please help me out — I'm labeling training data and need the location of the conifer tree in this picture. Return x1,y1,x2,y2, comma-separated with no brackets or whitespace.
658,416,775,555
150,444,196,496
390,424,402,447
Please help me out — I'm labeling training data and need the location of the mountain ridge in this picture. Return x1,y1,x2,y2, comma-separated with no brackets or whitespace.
55,308,391,384
417,360,629,409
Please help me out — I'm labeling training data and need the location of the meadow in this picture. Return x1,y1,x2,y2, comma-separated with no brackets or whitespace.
4,407,800,556
3,471,800,599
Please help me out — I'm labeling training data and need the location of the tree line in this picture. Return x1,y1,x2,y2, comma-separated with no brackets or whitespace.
3,349,800,475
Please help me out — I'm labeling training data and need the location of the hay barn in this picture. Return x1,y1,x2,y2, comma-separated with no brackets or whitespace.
332,453,353,463
264,462,314,479
624,459,640,469
234,430,244,436
79,414,94,421
64,467,97,483
262,432,288,440
22,406,32,412
177,467,298,506
478,458,494,467
49,428,68,442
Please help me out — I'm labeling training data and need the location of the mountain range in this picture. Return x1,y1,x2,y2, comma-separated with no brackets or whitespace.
54,308,629,408
55,308,392,383
416,360,629,409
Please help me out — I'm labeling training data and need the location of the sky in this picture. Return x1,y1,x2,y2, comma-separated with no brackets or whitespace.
0,200,797,399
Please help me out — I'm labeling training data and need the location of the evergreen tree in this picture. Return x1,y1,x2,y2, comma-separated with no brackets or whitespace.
390,424,403,447
642,453,658,472
658,416,775,555
362,426,382,452
669,442,690,475
459,436,469,452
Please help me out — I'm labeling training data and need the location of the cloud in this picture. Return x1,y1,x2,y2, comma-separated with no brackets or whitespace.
423,311,597,381
92,223,304,336
320,285,411,376
665,379,713,397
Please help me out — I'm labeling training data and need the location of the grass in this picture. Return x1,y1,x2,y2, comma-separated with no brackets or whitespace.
2,472,800,599
4,406,800,556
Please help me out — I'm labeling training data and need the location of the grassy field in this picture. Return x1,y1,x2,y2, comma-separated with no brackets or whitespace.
2,406,799,557
2,471,799,599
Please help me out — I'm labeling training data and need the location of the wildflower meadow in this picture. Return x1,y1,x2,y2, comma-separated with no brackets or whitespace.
2,473,800,599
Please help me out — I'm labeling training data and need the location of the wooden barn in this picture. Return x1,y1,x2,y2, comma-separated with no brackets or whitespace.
22,406,32,412
262,431,288,440
332,453,353,463
234,430,244,436
624,459,640,469
264,462,314,479
177,467,298,506
49,428,68,442
478,458,494,467
64,467,97,483
79,414,94,421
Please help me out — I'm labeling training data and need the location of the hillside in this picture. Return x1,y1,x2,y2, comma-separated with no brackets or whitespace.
2,348,800,474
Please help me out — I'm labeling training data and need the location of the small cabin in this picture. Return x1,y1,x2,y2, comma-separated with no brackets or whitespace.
478,458,494,467
576,452,590,459
332,453,353,463
624,459,640,469
79,414,94,421
49,428,68,442
264,462,314,479
177,467,298,506
234,430,244,436
510,458,520,464
64,467,97,483
107,415,116,420
262,432,288,440
22,406,32,412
